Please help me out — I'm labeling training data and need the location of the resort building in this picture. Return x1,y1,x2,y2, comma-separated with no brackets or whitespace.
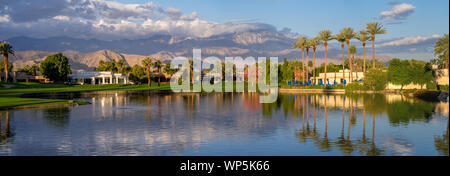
311,69,364,84
434,69,449,86
69,71,129,85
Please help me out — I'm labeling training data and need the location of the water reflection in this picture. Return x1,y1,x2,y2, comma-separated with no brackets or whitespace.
42,107,71,128
0,92,448,156
0,111,12,145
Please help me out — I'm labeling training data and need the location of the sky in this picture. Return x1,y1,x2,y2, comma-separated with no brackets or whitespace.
116,0,449,38
0,0,448,60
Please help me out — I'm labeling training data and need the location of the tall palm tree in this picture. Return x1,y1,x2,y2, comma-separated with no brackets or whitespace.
154,60,163,87
357,30,370,73
434,34,449,70
334,33,346,82
349,45,357,81
341,27,357,82
305,40,312,84
318,30,333,85
0,42,14,82
293,37,307,83
309,37,322,84
142,57,153,87
366,22,387,69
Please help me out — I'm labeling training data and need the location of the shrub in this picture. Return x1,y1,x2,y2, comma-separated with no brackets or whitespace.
345,82,367,92
364,68,388,91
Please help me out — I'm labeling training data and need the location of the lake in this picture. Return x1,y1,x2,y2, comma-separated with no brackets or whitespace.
0,92,448,156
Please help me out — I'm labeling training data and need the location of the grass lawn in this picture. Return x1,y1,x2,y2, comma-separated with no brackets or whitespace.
0,81,171,109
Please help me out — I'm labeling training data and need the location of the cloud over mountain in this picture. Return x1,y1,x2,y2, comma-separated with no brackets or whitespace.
0,0,283,40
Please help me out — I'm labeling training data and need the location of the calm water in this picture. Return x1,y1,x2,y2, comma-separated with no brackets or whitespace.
0,93,448,156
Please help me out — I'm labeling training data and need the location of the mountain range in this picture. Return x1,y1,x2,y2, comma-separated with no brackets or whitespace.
7,30,392,72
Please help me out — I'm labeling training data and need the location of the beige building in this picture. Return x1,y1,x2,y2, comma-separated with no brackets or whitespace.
312,69,364,84
69,71,129,85
434,69,449,86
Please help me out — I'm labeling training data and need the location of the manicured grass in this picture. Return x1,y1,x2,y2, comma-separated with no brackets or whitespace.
0,81,171,109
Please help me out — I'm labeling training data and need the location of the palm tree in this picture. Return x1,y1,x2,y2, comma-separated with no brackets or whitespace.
142,57,153,87
309,37,322,84
318,30,333,85
366,22,387,69
357,30,370,73
341,27,357,82
349,45,357,81
154,60,163,87
434,34,449,70
335,33,346,82
0,42,14,82
116,59,126,73
293,37,307,83
305,40,312,83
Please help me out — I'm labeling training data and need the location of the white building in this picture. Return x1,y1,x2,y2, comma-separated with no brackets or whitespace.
312,69,364,84
69,71,129,85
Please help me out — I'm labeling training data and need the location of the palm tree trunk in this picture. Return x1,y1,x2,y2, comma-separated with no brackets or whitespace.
363,43,366,73
346,41,352,82
302,48,305,84
324,43,328,84
147,66,151,87
313,48,316,85
350,53,354,81
306,49,309,84
3,55,8,82
158,67,161,87
341,43,345,83
372,35,375,69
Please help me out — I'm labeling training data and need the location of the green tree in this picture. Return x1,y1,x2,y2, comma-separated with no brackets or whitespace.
154,60,163,86
280,58,293,82
318,30,333,83
40,53,71,82
410,60,433,89
163,62,178,78
17,64,39,76
129,65,146,84
387,58,411,90
366,22,387,69
142,57,153,87
0,60,13,76
0,41,15,82
363,68,387,91
434,34,449,70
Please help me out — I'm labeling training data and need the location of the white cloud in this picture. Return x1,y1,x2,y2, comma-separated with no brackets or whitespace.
0,0,276,40
0,15,10,23
376,35,440,47
53,15,70,21
380,3,416,22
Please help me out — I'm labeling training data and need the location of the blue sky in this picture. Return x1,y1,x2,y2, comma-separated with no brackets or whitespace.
116,0,449,39
0,0,448,60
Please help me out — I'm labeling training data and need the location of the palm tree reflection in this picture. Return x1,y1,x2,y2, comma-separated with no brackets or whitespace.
0,111,12,145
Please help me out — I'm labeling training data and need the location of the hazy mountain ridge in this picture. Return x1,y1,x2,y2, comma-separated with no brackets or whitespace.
7,31,392,72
